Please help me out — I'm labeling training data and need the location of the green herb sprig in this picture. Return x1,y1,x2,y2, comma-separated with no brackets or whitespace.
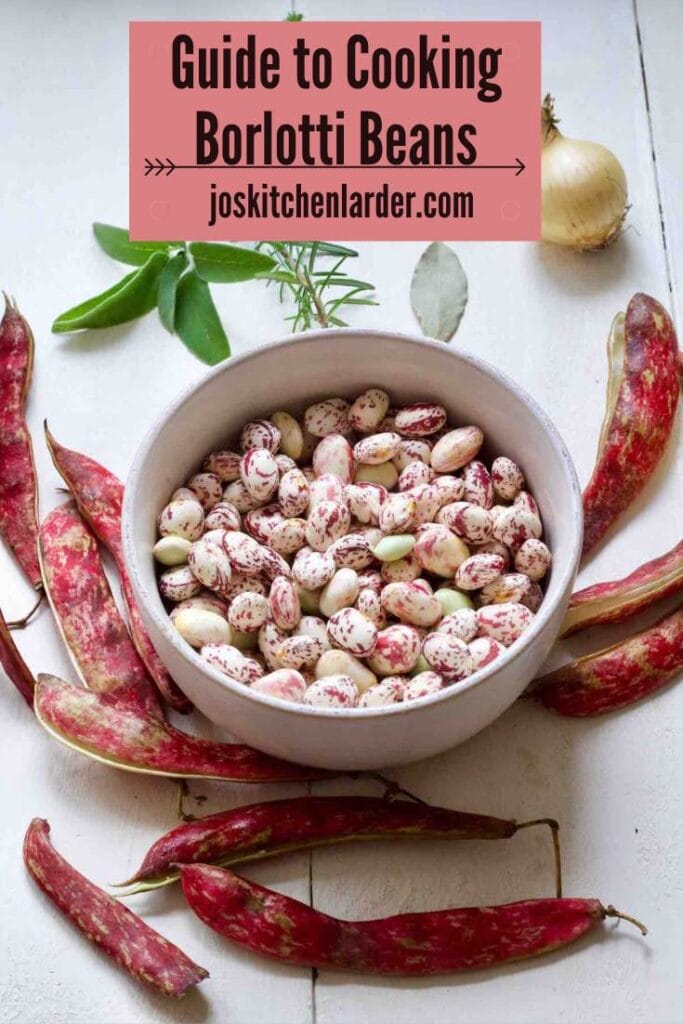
52,226,377,365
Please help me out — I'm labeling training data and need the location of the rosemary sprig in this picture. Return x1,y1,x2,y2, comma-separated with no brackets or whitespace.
255,241,377,332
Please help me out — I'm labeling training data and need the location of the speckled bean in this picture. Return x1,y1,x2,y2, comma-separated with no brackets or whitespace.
328,533,373,571
306,500,350,551
378,492,417,535
258,620,290,670
393,439,432,472
292,547,336,589
480,573,532,606
240,449,279,503
303,675,358,708
414,525,469,578
204,501,242,533
153,536,191,566
251,669,306,703
295,615,330,650
313,433,355,483
308,473,347,509
319,568,360,617
170,592,229,622
403,672,444,700
244,504,285,544
222,532,264,576
158,497,204,541
277,635,325,669
345,482,386,525
222,480,262,514
269,576,302,630
159,566,202,602
514,539,552,581
462,461,494,509
268,518,307,556
354,432,401,466
493,507,542,550
380,552,421,583
359,677,405,707
438,608,478,643
188,536,233,592
239,419,281,454
476,602,535,646
398,461,433,491
354,588,387,629
187,472,223,511
348,388,390,433
278,468,310,518
202,450,242,482
468,636,506,671
491,457,525,501
367,624,421,675
270,411,304,460
431,475,465,506
326,606,378,657
201,643,263,684
228,591,270,633
431,426,483,473
304,398,349,437
454,552,506,591
381,581,442,628
395,403,447,437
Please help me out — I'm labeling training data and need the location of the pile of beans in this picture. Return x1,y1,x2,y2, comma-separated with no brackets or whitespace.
153,390,552,710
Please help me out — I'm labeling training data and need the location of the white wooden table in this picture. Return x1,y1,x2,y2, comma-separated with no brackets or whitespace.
1,2,681,1022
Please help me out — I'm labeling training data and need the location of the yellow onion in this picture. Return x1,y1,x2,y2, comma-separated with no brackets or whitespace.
541,95,628,249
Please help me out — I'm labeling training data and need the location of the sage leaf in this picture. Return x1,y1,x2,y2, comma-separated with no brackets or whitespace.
189,242,276,283
93,223,181,267
52,251,168,333
174,270,230,365
410,242,468,342
157,250,188,333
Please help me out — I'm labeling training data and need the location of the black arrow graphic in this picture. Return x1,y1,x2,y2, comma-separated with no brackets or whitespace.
144,157,526,176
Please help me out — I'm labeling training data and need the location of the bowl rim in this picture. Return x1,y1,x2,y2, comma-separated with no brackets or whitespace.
123,327,583,720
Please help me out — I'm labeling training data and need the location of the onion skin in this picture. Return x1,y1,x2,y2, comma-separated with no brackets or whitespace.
562,539,683,636
541,95,627,250
582,294,679,557
531,604,683,716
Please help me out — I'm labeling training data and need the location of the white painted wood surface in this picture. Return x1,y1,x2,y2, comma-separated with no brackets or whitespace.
0,1,681,1021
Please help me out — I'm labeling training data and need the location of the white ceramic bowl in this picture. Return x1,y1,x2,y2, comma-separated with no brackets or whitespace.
123,330,582,770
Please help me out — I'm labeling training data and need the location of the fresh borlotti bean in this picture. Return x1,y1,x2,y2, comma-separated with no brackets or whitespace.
328,532,374,570
395,403,447,437
355,587,387,629
292,547,336,589
433,588,474,616
303,675,359,708
462,461,494,509
171,487,198,502
480,573,532,606
268,518,307,556
381,581,442,628
468,636,506,671
240,448,279,502
224,572,267,601
431,426,483,473
295,615,330,651
348,388,390,433
422,633,473,677
393,438,432,471
188,536,233,592
278,468,309,517
203,450,241,482
354,461,399,490
491,456,525,501
475,539,511,569
275,453,297,475
228,592,270,633
406,482,441,525
277,635,325,669
476,602,535,645
169,592,228,623
438,608,478,643
380,552,421,583
304,398,349,437
258,620,289,670
222,479,261,513
313,433,355,482
345,482,386,524
158,497,204,541
455,552,506,591
372,534,415,563
201,643,263,684
244,504,285,544
379,492,417,534
251,669,306,703
159,566,202,602
306,500,350,551
270,411,304,459
187,472,223,511
398,461,433,490
204,501,241,532
240,419,280,453
296,585,322,615
443,503,494,543
414,525,469,577
327,607,378,657
404,671,444,700
493,507,542,549
314,649,377,693
153,536,191,566
354,432,401,465
368,624,421,675
432,474,465,505
174,608,232,648
522,581,544,613
269,576,302,630
319,568,360,617
515,539,552,581
359,677,405,706
222,531,264,576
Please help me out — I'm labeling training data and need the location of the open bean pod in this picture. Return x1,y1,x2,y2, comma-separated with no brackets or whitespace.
0,606,35,707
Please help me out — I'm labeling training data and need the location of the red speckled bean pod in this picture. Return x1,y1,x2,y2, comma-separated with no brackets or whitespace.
181,864,644,975
532,604,683,716
0,606,35,707
582,294,679,557
24,819,208,997
562,540,683,636
33,673,328,782
119,795,550,892
44,426,191,713
40,501,156,710
0,296,40,587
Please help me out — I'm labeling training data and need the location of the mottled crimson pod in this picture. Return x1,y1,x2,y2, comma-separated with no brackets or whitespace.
0,296,40,586
34,673,329,783
44,426,191,713
24,819,208,997
40,501,156,712
582,294,679,557
533,604,683,716
181,864,644,975
0,606,35,707
562,540,683,636
120,795,535,892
